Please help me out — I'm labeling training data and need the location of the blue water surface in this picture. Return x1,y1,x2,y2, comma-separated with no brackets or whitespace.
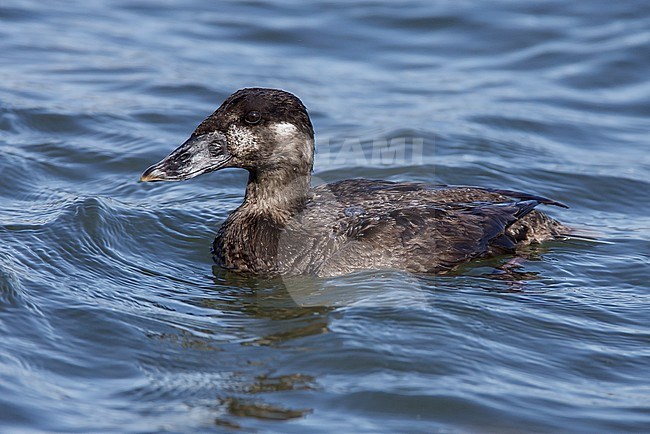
1,1,649,432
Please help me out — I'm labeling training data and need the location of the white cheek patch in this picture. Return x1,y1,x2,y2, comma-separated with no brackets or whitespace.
272,121,299,141
228,124,257,153
272,121,308,159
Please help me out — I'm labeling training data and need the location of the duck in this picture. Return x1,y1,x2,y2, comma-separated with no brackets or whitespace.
140,88,569,277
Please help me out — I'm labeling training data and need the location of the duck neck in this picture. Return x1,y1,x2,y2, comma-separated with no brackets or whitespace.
242,168,311,220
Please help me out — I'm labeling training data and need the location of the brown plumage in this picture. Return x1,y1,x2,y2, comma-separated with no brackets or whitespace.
141,88,570,277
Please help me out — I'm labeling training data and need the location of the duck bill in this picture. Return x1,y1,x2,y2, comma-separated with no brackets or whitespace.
140,132,231,182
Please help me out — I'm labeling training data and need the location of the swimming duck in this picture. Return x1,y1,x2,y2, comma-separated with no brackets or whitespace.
141,88,569,277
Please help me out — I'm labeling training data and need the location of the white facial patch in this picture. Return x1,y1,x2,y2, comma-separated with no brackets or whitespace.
271,121,313,165
272,122,304,155
272,121,298,141
227,124,257,153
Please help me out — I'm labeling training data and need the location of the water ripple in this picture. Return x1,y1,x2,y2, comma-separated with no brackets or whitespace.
1,0,649,432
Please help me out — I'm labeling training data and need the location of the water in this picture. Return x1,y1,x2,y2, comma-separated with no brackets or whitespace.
1,0,649,432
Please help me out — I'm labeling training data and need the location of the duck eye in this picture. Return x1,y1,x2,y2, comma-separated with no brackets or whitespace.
244,110,262,125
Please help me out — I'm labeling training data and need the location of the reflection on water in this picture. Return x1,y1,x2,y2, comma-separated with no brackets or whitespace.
1,0,649,432
216,372,316,425
143,266,332,424
219,395,313,422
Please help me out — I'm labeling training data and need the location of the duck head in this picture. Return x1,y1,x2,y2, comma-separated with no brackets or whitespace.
140,88,315,183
